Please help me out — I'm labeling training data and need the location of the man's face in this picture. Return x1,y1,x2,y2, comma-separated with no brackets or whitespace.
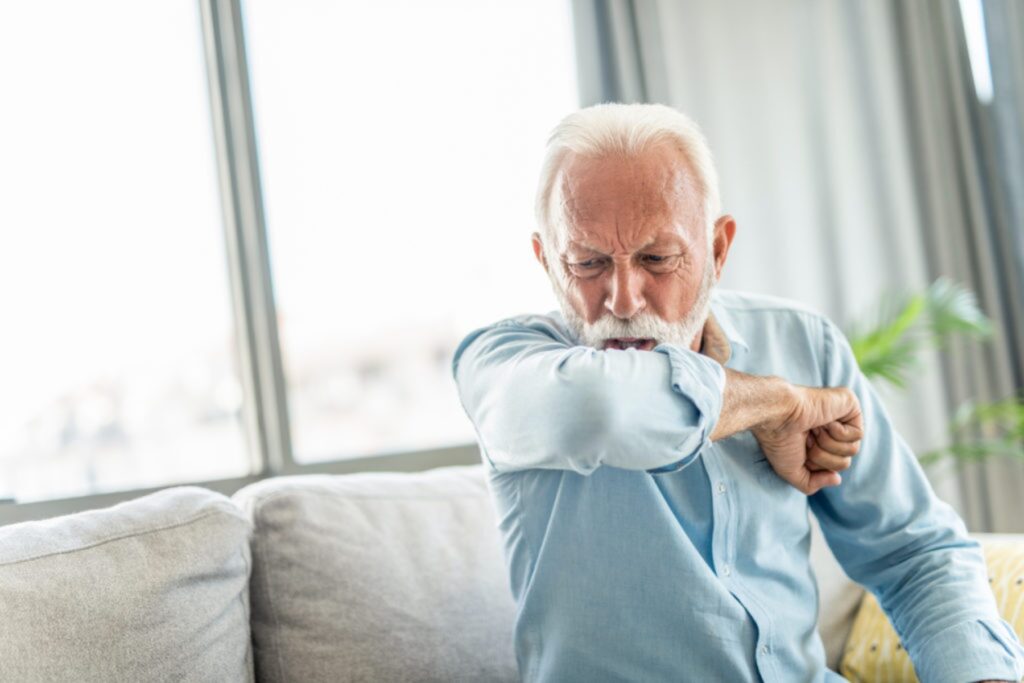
534,143,733,351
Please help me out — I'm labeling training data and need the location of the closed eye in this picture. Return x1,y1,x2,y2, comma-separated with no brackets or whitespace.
566,257,608,278
640,254,680,271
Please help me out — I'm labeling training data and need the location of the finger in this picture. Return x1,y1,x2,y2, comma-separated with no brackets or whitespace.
820,420,862,442
802,432,851,471
807,440,854,472
806,437,828,470
806,469,841,494
783,465,840,495
811,427,861,456
835,406,864,436
832,388,863,423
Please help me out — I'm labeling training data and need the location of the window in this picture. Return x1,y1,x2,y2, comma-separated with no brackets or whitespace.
0,2,251,503
0,0,578,510
242,0,577,463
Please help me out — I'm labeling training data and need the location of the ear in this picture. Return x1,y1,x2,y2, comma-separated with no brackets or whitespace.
711,215,737,280
531,232,549,273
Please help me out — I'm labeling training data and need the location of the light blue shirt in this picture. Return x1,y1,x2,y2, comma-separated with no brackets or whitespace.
451,287,1024,683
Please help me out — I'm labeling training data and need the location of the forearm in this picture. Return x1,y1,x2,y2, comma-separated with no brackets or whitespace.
709,369,793,442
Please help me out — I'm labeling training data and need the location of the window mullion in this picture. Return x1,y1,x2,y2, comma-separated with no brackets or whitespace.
199,0,294,477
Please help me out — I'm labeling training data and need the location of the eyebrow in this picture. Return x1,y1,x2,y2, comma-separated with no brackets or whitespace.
567,235,683,254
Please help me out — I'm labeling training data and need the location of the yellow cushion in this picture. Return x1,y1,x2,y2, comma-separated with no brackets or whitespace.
839,539,1024,682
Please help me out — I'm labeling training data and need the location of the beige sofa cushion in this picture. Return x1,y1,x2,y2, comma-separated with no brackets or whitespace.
0,486,254,683
232,464,518,683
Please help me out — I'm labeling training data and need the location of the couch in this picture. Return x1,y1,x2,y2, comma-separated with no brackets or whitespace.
0,463,1017,682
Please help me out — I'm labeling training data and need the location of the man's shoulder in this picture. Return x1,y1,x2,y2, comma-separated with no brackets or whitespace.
712,288,832,327
450,309,575,378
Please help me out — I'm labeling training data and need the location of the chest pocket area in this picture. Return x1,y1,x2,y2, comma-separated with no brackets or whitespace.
692,609,753,645
719,430,780,485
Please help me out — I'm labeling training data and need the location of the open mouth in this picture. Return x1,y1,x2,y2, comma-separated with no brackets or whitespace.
604,337,656,351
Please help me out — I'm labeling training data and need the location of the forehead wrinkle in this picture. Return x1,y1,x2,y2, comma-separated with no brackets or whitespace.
557,148,703,255
612,214,648,253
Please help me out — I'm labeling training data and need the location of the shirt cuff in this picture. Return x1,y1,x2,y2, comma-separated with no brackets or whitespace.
645,344,727,475
911,617,1024,683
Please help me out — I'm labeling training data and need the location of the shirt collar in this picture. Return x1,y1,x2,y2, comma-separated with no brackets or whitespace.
704,292,749,364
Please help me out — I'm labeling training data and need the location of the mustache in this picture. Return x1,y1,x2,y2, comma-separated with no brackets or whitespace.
585,311,675,339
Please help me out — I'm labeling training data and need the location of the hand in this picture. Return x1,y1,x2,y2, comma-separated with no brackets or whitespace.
751,384,863,495
805,420,864,473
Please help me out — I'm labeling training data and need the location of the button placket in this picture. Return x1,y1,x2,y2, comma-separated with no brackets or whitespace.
705,444,732,582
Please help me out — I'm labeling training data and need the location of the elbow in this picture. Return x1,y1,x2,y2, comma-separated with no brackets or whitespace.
550,366,626,455
552,389,619,475
475,375,617,475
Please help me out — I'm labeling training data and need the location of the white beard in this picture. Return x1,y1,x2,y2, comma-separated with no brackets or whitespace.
550,252,717,350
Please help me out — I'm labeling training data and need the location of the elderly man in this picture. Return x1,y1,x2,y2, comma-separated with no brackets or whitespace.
451,103,1024,682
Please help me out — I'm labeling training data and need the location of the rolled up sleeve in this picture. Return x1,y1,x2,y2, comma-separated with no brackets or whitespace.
450,315,725,475
913,618,1024,683
645,342,727,474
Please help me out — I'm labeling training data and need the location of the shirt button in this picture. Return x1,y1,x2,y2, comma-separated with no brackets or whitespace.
717,481,726,493
721,564,731,577
760,645,770,655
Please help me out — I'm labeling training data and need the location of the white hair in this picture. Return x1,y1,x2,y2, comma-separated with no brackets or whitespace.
534,103,721,280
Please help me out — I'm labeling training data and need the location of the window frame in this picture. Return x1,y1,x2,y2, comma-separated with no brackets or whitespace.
0,0,479,526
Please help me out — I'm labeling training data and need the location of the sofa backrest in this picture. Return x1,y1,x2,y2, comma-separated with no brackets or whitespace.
233,463,867,680
0,463,871,682
0,486,254,683
232,464,519,683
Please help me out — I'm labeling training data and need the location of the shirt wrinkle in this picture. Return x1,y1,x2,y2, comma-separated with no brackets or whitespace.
451,287,1024,683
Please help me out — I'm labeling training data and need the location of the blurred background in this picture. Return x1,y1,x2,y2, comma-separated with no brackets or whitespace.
1,0,1021,532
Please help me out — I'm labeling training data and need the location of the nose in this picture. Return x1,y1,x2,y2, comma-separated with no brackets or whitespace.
605,261,646,319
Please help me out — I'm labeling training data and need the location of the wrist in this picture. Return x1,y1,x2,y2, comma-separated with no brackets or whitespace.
754,376,797,432
713,371,797,442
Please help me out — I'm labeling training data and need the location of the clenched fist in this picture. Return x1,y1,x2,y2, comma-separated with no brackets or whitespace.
751,384,863,495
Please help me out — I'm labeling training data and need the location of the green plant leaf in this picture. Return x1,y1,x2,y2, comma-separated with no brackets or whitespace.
845,278,1020,469
924,276,993,341
922,395,1024,467
848,292,927,386
847,278,993,388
